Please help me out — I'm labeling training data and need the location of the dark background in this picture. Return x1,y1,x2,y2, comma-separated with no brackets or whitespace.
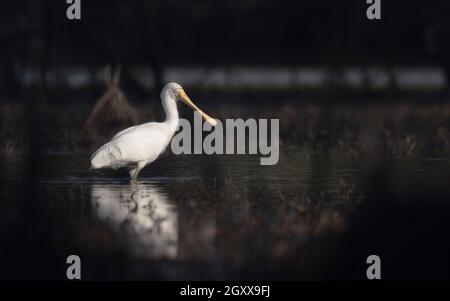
1,0,450,100
1,1,450,281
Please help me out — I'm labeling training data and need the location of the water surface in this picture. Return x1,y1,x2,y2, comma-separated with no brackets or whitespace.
2,153,450,279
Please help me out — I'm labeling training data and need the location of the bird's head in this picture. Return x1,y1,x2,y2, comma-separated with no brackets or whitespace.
162,82,217,126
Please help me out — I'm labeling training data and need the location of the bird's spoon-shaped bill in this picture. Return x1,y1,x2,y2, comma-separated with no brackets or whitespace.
178,89,217,126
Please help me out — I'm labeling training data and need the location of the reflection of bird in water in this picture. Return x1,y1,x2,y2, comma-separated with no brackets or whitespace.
91,181,178,258
90,82,216,179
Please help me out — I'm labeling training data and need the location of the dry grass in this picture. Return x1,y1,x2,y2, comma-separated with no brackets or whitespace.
84,66,140,139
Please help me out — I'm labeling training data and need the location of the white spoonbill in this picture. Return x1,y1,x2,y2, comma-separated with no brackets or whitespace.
90,82,216,179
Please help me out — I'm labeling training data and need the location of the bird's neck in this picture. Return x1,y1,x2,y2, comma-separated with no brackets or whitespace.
162,94,179,132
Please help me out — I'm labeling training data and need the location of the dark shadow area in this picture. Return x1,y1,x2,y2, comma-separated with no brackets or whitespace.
1,1,450,280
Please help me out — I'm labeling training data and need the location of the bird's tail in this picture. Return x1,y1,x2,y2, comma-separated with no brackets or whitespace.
90,142,123,170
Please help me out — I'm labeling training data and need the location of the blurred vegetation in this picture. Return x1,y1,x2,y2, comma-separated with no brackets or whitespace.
2,101,450,160
1,0,450,99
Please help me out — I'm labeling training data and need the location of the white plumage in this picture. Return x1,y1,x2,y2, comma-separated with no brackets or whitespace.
90,82,216,179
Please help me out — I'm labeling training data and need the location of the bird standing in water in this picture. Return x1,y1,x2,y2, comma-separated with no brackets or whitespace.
90,82,216,179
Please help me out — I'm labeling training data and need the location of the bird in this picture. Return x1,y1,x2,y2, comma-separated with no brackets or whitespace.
90,82,216,180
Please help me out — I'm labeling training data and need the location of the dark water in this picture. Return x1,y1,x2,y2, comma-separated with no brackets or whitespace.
2,153,450,280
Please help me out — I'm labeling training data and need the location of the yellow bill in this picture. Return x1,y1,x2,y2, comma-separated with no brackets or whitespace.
178,89,217,126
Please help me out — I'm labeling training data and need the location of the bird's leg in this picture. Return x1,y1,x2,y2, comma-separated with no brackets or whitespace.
129,167,140,180
129,161,146,180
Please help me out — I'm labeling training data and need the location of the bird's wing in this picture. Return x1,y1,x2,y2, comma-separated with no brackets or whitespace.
90,123,148,169
90,140,127,169
91,123,173,169
112,125,139,140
